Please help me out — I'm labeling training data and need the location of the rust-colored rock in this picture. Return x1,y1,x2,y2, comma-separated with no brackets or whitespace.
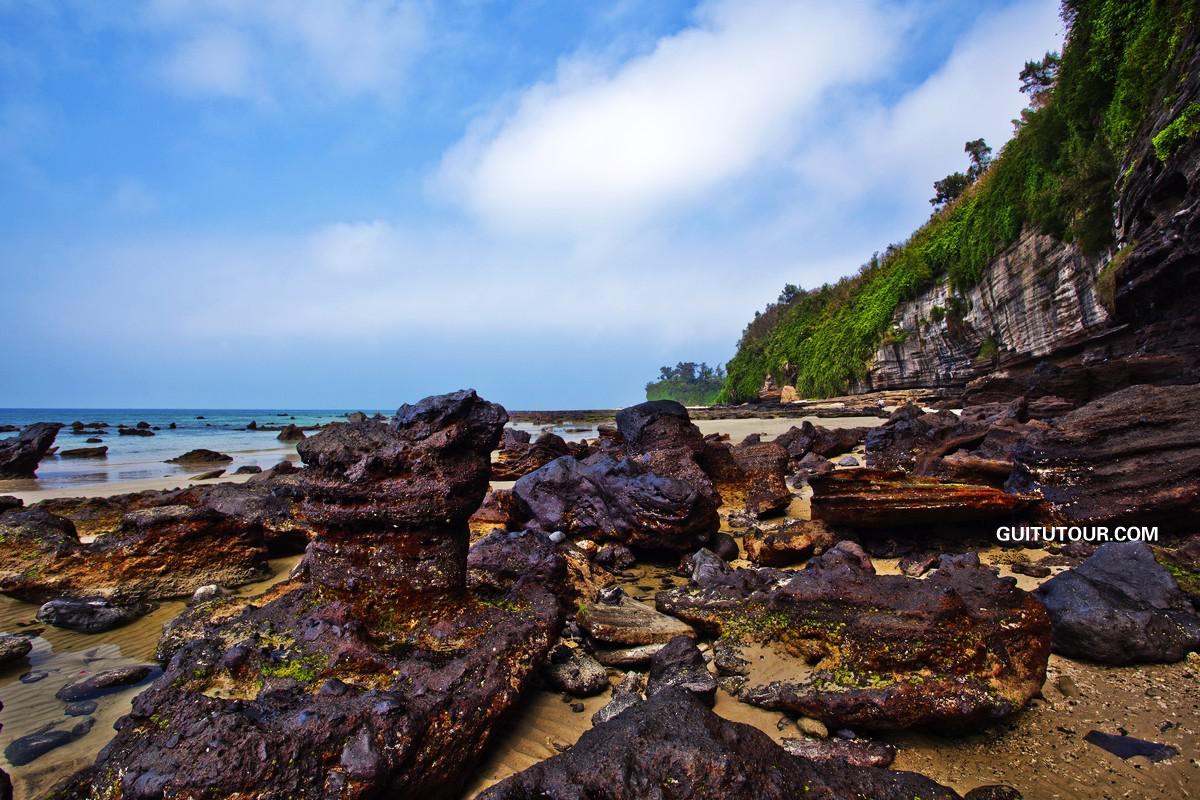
810,469,1042,529
702,440,791,518
656,545,1050,731
491,431,573,481
744,519,838,566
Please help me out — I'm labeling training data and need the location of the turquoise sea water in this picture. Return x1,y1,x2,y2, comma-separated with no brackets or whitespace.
0,408,595,492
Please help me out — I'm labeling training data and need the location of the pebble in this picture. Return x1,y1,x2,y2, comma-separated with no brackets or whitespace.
797,716,829,738
20,671,48,684
64,701,98,717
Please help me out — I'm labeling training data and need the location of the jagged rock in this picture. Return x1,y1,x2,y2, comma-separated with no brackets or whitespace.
492,431,573,481
580,590,695,650
1008,384,1200,525
234,465,262,474
898,552,940,577
37,596,156,633
1011,561,1051,578
657,544,1050,731
593,543,636,571
543,644,609,696
616,401,717,504
1033,541,1200,664
780,735,896,768
591,671,646,726
774,422,870,462
744,519,838,566
55,392,575,800
166,449,233,465
277,424,306,442
469,488,519,537
703,440,792,517
480,688,960,800
117,427,154,437
0,423,62,478
646,635,716,704
512,454,718,552
0,634,31,666
59,446,108,459
791,451,834,480
467,529,608,608
810,469,1041,528
56,665,157,701
0,504,270,603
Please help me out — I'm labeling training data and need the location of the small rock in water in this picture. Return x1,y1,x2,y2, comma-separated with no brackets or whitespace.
963,787,1023,800
38,596,154,633
1083,730,1179,762
234,465,263,475
56,664,157,702
189,584,227,605
20,671,48,684
191,469,225,480
0,633,32,665
64,701,98,717
5,727,77,766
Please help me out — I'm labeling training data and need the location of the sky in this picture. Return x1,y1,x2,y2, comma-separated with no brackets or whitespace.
0,0,1064,410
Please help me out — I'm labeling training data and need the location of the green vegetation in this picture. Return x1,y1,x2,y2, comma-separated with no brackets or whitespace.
719,0,1197,402
645,361,726,406
1152,101,1200,160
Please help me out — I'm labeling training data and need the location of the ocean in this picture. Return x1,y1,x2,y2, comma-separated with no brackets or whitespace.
0,408,598,493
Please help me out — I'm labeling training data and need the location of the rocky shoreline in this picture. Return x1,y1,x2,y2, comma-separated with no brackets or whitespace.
0,382,1195,798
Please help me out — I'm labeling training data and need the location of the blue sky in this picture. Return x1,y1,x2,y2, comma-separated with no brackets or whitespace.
1,0,1063,409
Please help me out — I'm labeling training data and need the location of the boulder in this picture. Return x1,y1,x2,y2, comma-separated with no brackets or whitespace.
774,422,870,462
468,488,518,537
512,455,718,552
744,519,838,566
478,688,960,800
117,428,154,437
59,446,108,459
616,401,716,503
55,665,157,702
492,431,573,481
1008,384,1200,525
542,644,609,696
646,635,717,704
810,469,1042,529
1033,542,1200,664
703,440,792,518
277,424,306,442
37,596,156,633
779,735,896,768
166,449,233,465
0,423,62,478
0,634,31,666
580,589,695,651
657,545,1050,731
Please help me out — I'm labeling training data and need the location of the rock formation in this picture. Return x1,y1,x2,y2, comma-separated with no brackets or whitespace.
0,422,62,478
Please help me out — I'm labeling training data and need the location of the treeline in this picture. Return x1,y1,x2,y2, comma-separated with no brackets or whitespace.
645,362,726,406
719,0,1197,402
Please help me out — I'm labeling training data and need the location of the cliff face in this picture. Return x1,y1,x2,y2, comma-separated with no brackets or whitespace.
854,30,1200,403
855,231,1111,392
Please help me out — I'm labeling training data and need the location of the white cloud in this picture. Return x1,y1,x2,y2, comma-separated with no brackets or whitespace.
435,0,908,236
145,0,426,103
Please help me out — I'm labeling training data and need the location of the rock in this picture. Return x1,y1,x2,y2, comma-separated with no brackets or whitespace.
709,532,739,562
20,671,47,683
467,529,608,608
1083,730,1179,762
836,455,859,467
469,488,519,537
657,544,1050,731
744,520,838,566
480,688,959,800
1008,384,1200,525
898,552,940,577
580,592,695,649
492,431,573,481
135,422,150,430
246,421,257,430
54,393,575,800
780,734,895,768
543,644,609,696
593,543,636,571
166,449,233,465
191,469,225,480
1033,542,1200,664
646,635,717,705
810,469,1042,529
591,671,646,726
277,424,306,442
0,423,62,478
0,497,21,513
5,726,82,766
791,451,833,480
56,665,157,701
234,465,262,475
188,584,227,605
0,504,271,603
592,643,668,667
64,701,97,717
774,421,870,462
795,716,828,738
85,437,103,444
962,786,1023,800
1011,561,1051,578
616,401,717,506
779,385,799,404
59,446,108,459
117,428,154,437
512,454,718,552
0,634,31,666
37,596,155,633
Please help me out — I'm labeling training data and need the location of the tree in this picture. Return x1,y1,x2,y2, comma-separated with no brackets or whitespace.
964,138,993,180
930,171,971,208
1019,52,1060,109
777,283,801,304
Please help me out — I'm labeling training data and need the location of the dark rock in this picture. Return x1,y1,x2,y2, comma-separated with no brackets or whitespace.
0,634,31,665
709,440,792,517
492,431,572,481
166,449,233,465
1034,542,1200,664
1083,730,1179,762
0,423,63,478
56,665,157,702
5,727,79,766
118,428,154,437
774,421,870,462
1008,384,1200,526
617,401,717,505
246,421,258,430
1011,561,1051,578
512,455,718,553
191,469,225,480
234,465,262,475
963,786,1023,800
0,496,21,513
468,488,519,537
709,531,739,562
810,469,1042,528
593,543,636,571
647,635,716,704
744,520,838,566
20,671,47,683
277,424,306,442
657,543,1050,731
898,552,940,577
591,671,646,726
37,596,156,633
791,451,833,480
136,422,151,430
64,701,97,717
59,446,108,459
779,735,896,768
480,688,959,800
543,644,609,696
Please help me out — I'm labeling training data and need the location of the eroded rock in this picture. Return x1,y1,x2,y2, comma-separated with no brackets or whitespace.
0,423,62,478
